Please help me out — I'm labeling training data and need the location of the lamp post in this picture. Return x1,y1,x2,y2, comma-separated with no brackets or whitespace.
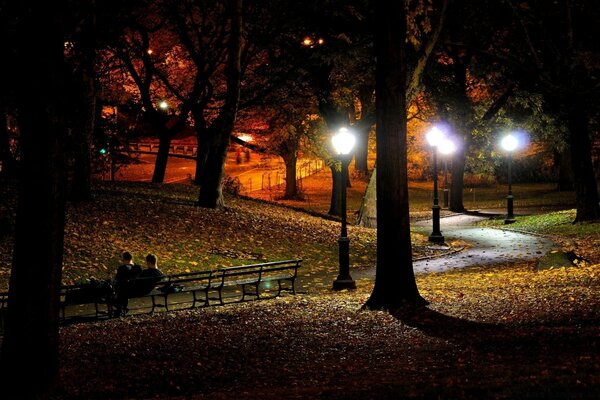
438,138,456,209
501,134,518,224
332,127,356,290
426,126,445,243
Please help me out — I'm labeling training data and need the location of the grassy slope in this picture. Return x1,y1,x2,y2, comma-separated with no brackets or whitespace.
3,179,600,399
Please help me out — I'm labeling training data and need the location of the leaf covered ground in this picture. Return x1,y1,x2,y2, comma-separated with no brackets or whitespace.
0,181,459,290
51,260,600,399
2,181,600,399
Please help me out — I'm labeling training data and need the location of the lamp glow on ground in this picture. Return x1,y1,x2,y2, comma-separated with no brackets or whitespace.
426,126,446,243
438,138,456,209
501,133,519,224
332,127,356,290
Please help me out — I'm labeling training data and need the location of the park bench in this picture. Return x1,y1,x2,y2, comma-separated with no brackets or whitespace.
0,259,303,324
145,258,303,311
60,281,115,319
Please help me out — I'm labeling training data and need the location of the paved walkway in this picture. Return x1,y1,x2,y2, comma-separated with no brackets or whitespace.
354,213,557,280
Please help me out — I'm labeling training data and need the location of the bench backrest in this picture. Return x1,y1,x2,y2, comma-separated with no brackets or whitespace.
213,259,302,286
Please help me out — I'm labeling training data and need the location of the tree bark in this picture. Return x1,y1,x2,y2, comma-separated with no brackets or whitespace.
0,4,67,398
364,0,426,310
567,97,600,222
354,86,375,175
555,147,574,191
197,0,243,208
70,59,95,201
0,109,16,176
328,163,342,216
283,152,299,198
152,132,172,184
449,134,467,212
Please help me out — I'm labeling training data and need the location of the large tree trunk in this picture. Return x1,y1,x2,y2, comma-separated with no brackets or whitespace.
0,109,16,176
449,134,467,212
354,86,375,175
567,98,600,222
283,152,299,198
197,132,229,208
328,163,342,216
0,4,67,398
197,0,243,208
554,147,574,191
152,133,172,183
364,0,426,310
193,114,209,185
70,60,95,201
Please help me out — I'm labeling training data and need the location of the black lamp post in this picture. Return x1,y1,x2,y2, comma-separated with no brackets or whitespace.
426,127,444,243
439,138,455,209
332,127,356,290
501,134,518,224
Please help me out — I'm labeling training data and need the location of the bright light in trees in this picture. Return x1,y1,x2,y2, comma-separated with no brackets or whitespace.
238,134,253,142
302,37,313,46
331,127,356,155
426,126,445,147
438,138,456,155
501,134,519,152
158,101,169,110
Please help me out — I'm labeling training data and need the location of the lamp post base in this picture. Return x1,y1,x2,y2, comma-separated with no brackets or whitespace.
504,218,516,224
428,233,445,243
333,276,356,290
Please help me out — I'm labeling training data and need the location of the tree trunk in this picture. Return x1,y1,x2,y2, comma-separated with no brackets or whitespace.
449,136,466,212
197,0,243,208
0,4,67,398
555,147,574,191
364,0,427,311
354,86,375,175
152,132,172,183
197,133,229,208
328,163,342,216
70,61,95,201
567,98,600,222
193,115,209,185
0,109,16,176
283,152,298,198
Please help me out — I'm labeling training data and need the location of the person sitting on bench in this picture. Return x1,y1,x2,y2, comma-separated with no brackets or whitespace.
112,251,142,317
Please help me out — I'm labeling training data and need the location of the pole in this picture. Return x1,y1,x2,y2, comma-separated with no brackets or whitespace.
505,152,515,224
333,155,356,290
443,157,449,208
429,147,444,243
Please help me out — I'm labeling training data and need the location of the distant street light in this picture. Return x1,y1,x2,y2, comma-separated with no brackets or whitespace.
331,127,356,290
501,133,519,224
426,126,445,243
158,100,169,111
438,138,456,209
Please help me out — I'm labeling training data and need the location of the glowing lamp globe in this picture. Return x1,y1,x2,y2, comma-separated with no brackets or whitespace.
501,134,518,152
332,127,356,155
426,126,445,147
438,138,456,155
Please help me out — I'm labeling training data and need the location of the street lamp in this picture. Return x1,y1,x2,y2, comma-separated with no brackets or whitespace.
426,126,445,243
438,138,456,209
501,133,519,224
332,127,356,290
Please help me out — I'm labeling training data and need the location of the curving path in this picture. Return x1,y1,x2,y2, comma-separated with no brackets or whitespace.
354,214,557,279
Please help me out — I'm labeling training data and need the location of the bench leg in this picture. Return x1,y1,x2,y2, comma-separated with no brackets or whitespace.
192,291,208,308
163,294,170,311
